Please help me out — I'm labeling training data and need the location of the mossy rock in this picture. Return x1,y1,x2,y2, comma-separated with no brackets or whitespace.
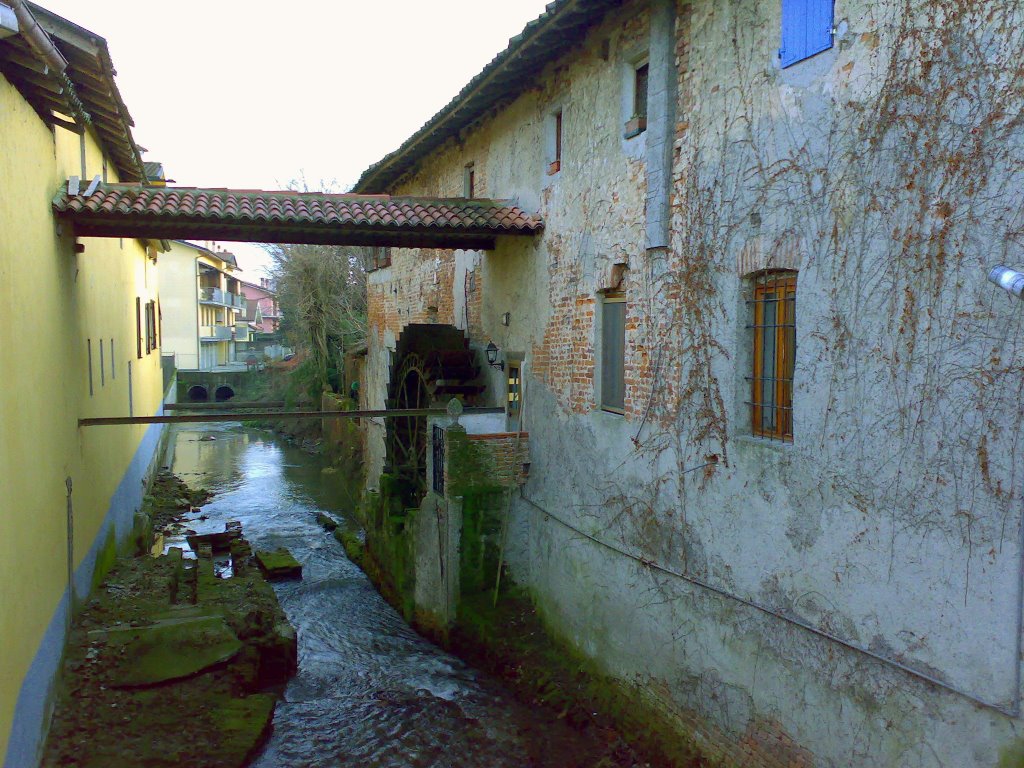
255,548,303,580
334,528,363,565
316,512,339,531
212,694,276,764
105,615,242,688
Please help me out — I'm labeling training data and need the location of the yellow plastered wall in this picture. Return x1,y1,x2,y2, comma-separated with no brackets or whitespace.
0,74,163,760
159,242,201,370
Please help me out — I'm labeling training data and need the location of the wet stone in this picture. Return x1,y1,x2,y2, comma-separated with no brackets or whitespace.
187,525,241,553
316,512,339,531
103,615,242,688
255,548,303,580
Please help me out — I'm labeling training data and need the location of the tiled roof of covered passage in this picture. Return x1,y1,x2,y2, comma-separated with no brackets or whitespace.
53,184,542,249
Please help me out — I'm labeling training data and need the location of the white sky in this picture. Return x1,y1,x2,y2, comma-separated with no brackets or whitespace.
40,1,552,275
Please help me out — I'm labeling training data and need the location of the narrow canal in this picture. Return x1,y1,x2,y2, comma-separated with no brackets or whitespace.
164,422,629,768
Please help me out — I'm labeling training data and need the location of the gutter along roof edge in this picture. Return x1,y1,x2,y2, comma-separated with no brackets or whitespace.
24,1,145,181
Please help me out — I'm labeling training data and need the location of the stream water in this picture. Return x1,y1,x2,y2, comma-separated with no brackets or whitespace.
165,422,625,768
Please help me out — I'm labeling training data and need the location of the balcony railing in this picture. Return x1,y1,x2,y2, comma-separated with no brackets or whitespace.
200,287,246,310
199,286,223,304
234,324,252,342
200,324,232,340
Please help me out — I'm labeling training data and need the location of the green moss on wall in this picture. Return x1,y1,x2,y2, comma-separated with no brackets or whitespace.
444,430,509,596
91,528,118,592
453,590,711,768
360,477,417,621
999,740,1024,768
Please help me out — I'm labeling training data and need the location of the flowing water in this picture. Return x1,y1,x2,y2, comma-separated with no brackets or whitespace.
165,422,625,768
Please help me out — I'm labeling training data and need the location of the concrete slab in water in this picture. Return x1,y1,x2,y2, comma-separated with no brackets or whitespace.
103,615,242,687
255,548,303,580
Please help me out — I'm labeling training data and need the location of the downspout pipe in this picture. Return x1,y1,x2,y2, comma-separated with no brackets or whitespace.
9,0,90,126
644,0,677,251
990,264,1024,717
9,0,66,75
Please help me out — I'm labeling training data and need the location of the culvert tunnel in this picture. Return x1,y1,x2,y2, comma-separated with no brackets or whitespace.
187,385,209,402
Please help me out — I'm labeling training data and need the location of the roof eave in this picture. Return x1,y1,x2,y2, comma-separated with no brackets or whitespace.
55,214,538,251
352,0,622,194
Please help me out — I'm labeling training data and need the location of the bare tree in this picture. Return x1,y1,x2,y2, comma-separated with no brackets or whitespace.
265,181,369,394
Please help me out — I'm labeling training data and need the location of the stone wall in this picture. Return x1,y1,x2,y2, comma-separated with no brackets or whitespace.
362,0,1024,764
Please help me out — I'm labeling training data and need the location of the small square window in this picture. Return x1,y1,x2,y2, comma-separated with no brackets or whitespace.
748,271,796,440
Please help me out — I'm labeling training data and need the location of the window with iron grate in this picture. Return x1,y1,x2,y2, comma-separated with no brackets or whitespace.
747,270,796,441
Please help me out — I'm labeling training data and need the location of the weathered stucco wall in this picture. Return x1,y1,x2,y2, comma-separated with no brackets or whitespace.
362,0,1024,764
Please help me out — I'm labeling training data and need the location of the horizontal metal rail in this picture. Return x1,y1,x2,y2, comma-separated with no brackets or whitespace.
79,407,504,427
163,401,295,410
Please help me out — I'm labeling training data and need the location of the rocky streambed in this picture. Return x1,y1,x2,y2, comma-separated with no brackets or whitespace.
42,475,297,768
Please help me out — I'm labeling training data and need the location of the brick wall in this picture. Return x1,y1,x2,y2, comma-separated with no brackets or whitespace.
465,432,530,488
442,431,530,495
367,248,483,344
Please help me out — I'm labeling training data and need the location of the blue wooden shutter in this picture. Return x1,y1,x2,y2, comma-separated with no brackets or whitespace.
780,0,834,68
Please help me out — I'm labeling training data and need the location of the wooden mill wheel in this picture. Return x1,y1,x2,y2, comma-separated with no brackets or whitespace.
388,353,430,504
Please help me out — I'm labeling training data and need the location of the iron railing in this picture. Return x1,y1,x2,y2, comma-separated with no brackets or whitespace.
432,425,445,495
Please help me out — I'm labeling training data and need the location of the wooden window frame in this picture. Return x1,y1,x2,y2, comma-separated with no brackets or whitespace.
600,292,626,415
144,300,157,354
748,271,796,441
136,297,143,359
633,62,649,122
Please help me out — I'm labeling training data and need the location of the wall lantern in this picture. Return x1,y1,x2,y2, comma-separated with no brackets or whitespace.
989,265,1024,300
485,341,504,371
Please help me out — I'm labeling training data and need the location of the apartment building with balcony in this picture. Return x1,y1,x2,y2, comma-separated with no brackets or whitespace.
160,240,247,371
239,278,280,335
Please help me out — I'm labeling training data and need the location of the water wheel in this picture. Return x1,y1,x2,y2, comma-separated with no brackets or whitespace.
387,353,430,505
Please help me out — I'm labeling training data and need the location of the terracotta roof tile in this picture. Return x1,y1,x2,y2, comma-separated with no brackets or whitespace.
52,184,542,249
